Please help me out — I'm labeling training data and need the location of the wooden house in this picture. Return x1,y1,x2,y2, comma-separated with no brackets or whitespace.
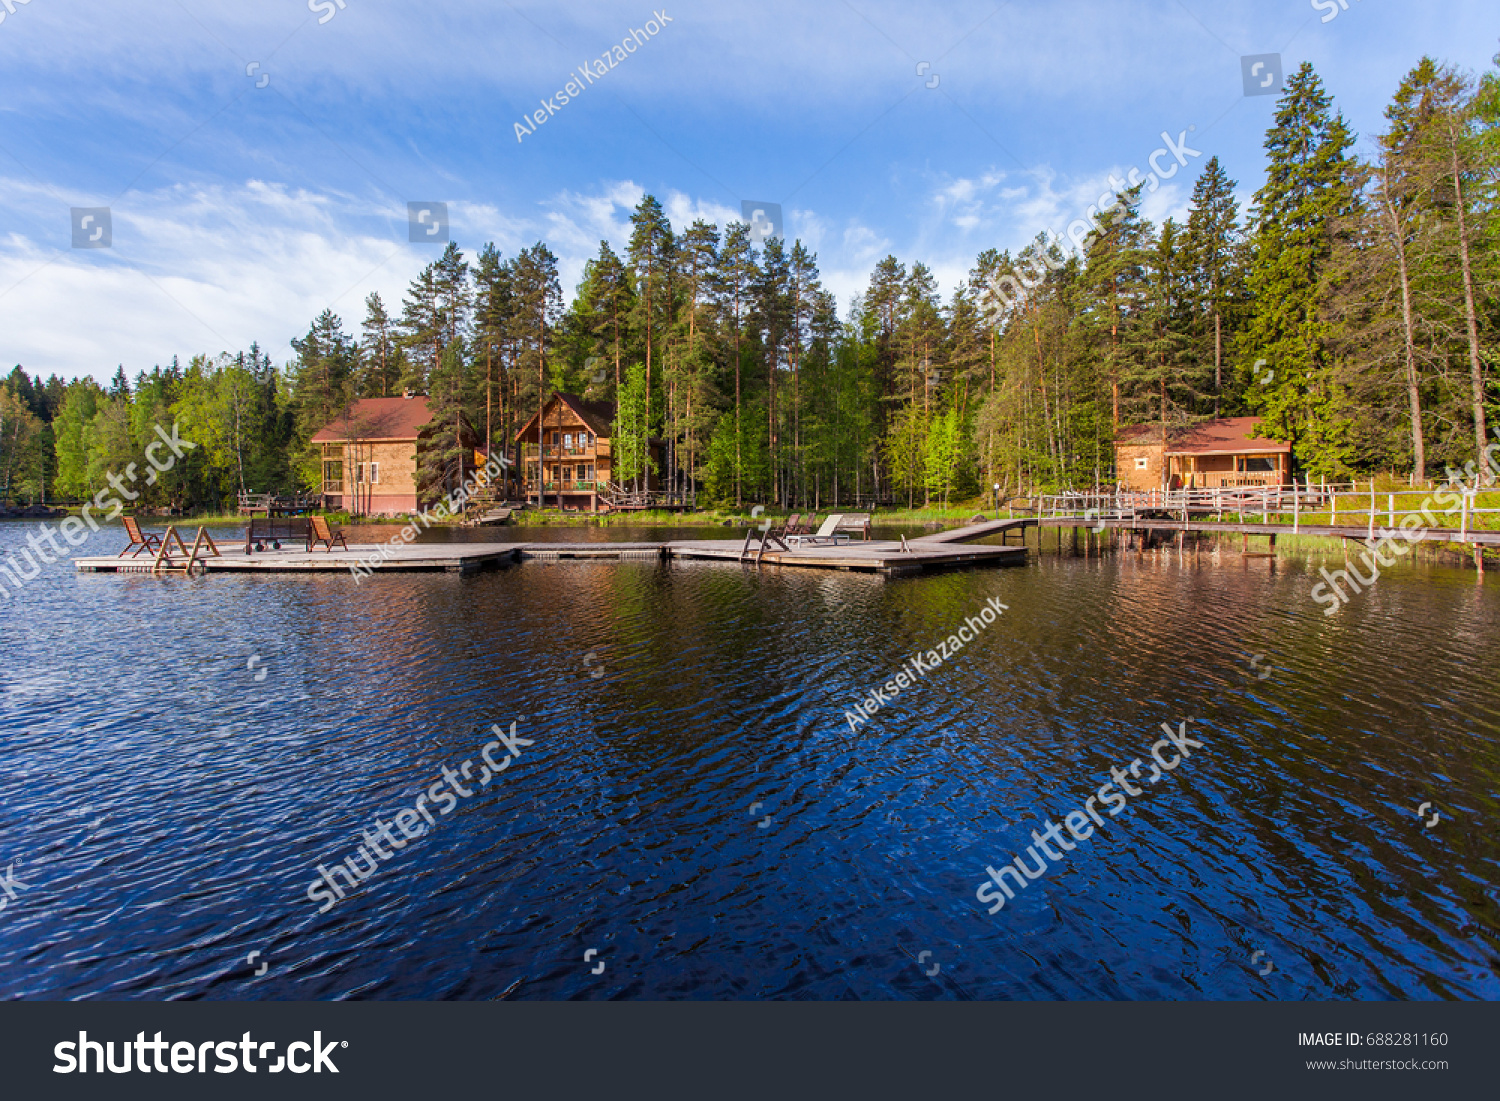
514,393,662,512
1115,416,1292,491
312,396,432,516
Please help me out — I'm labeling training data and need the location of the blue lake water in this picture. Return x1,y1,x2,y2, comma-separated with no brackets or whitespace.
0,519,1497,1000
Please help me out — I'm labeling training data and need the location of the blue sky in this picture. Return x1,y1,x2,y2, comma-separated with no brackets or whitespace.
1,0,1496,383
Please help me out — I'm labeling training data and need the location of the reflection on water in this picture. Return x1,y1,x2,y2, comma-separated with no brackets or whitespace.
0,520,1497,1000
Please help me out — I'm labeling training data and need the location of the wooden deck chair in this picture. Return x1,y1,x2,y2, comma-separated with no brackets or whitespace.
120,516,164,557
750,513,795,564
309,514,349,553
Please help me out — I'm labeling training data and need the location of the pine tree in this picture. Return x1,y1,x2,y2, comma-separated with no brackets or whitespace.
414,341,477,510
360,292,403,398
1185,156,1245,418
1240,61,1358,477
715,221,757,505
627,195,675,446
509,243,562,505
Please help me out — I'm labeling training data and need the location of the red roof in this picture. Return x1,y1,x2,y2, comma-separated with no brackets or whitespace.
311,397,432,443
1117,417,1290,456
513,393,616,442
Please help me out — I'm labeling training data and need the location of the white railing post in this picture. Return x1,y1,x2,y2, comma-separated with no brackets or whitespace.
1368,480,1375,540
1293,480,1300,534
1388,493,1395,528
1462,491,1471,541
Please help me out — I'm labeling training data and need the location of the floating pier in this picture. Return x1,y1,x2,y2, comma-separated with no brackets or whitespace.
73,525,1028,578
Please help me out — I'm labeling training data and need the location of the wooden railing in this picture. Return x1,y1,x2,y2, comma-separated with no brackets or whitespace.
1031,481,1500,540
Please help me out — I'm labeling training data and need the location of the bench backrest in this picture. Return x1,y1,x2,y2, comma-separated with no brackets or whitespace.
814,514,843,537
124,516,145,541
247,518,310,538
835,513,871,529
310,515,333,540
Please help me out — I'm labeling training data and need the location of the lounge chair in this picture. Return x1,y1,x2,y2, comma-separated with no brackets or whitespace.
786,514,853,547
120,516,164,557
308,514,349,553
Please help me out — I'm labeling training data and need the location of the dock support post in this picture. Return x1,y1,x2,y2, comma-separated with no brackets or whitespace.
1476,547,1485,576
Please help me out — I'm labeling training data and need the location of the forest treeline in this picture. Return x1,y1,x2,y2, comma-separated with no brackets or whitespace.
1,55,1497,513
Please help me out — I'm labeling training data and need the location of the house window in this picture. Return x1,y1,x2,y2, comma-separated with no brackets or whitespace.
1240,456,1275,472
564,433,573,450
1135,457,1148,470
561,465,572,482
586,464,595,481
369,462,379,484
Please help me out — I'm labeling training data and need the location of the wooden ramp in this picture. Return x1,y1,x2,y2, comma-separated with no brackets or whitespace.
909,518,1036,544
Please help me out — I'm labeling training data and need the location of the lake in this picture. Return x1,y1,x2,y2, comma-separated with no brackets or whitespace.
0,519,1496,999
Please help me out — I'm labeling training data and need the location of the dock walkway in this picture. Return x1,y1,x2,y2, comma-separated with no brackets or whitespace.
73,523,1028,578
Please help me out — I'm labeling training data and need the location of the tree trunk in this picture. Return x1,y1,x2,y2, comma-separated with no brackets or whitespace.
1377,166,1425,483
1450,135,1487,479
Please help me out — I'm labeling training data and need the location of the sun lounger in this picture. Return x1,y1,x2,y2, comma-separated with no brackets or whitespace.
786,514,853,547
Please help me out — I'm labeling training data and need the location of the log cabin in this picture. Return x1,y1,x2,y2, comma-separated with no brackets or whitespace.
312,395,431,516
1115,417,1293,492
514,394,663,512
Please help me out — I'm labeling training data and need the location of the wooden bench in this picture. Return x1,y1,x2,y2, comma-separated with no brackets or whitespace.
244,517,311,553
834,513,873,540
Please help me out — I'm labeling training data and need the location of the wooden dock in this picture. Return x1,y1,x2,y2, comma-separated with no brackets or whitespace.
75,542,525,576
666,537,1025,574
73,524,1029,578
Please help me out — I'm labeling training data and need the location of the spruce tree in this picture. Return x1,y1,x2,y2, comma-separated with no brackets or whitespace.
1240,61,1358,476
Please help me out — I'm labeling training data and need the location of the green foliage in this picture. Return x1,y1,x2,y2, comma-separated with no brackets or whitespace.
22,51,1500,510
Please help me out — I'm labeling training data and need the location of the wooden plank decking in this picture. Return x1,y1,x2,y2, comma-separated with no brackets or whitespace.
666,538,1025,574
73,524,1030,577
